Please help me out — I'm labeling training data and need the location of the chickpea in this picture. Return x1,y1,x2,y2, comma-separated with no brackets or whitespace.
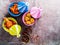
10,3,19,14
30,18,34,23
26,21,31,25
6,21,12,28
26,13,31,17
24,16,30,21
24,13,35,25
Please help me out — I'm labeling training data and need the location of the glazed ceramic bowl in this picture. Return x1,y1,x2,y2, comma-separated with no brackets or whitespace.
2,17,17,32
22,11,35,26
2,17,22,38
8,2,28,17
8,2,22,17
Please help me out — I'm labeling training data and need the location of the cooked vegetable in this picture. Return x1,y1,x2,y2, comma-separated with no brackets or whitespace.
10,3,19,14
24,16,30,21
26,21,31,25
4,17,13,28
24,12,35,25
26,13,31,17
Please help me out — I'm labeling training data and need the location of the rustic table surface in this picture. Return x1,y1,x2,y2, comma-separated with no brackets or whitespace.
0,0,60,45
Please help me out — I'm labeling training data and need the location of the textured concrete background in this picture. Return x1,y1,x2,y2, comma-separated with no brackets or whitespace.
0,0,60,45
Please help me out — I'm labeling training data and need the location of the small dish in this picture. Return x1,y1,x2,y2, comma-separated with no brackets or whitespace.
2,17,17,32
22,11,35,26
8,2,22,17
8,2,29,17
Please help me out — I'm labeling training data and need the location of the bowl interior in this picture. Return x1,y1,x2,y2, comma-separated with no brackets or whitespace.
22,12,35,26
8,2,22,17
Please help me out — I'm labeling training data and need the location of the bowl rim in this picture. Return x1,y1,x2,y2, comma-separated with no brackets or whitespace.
22,11,35,26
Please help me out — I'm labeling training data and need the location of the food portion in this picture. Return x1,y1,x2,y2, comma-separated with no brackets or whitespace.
10,3,19,14
24,12,35,25
4,17,16,29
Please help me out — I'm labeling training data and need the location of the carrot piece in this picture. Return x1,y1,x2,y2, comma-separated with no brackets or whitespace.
4,17,13,28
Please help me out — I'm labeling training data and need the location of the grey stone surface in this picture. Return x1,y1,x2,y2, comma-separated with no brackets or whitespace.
0,0,60,45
